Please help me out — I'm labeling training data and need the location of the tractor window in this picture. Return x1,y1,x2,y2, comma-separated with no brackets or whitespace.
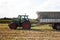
25,16,28,19
21,16,24,18
18,15,29,21
25,16,29,20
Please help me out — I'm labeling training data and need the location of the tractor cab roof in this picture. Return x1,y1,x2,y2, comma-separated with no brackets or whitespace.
18,15,28,18
18,15,28,16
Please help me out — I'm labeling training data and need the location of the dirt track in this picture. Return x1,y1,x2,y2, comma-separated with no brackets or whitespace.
0,29,60,40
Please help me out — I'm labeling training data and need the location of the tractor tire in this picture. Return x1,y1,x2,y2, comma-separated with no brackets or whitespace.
8,22,17,29
52,24,56,29
52,23,60,30
22,20,31,30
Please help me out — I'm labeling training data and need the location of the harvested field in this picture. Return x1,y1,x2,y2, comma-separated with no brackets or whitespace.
0,24,60,40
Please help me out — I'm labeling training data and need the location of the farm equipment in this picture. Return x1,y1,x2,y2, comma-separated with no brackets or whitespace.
37,12,60,30
8,15,31,29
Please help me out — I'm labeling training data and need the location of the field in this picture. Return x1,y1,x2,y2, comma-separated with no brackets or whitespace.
0,23,60,40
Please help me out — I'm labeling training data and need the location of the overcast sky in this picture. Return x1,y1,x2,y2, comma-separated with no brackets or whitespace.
0,0,60,19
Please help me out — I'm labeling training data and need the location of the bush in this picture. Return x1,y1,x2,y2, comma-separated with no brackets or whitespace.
0,20,12,23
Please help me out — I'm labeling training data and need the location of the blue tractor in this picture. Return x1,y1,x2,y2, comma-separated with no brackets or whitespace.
8,15,31,29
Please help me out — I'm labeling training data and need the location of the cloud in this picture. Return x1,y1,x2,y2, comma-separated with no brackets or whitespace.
0,0,60,19
37,0,60,11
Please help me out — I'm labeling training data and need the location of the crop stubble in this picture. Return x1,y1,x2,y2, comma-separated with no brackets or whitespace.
0,24,60,40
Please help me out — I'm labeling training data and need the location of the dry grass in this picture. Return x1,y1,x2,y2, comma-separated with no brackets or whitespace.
0,23,9,29
0,23,60,40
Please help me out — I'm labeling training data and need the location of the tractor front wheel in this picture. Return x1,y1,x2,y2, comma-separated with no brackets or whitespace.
22,21,31,30
8,22,17,29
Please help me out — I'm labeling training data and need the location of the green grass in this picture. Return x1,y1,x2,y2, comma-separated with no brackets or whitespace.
31,24,53,30
0,20,12,23
0,23,53,30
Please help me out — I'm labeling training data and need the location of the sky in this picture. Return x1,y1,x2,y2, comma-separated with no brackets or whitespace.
0,0,60,19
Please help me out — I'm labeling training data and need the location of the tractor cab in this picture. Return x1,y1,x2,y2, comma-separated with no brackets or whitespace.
18,15,29,23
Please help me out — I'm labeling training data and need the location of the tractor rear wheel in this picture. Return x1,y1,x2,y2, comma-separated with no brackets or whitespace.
22,21,31,29
8,22,17,29
52,23,60,30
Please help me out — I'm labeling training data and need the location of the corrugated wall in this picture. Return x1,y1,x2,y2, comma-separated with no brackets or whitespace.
37,12,60,19
37,12,60,23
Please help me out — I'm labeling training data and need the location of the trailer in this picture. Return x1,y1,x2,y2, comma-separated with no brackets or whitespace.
37,12,60,30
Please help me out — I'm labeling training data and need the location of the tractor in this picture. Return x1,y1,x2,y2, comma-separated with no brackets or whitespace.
8,15,31,29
